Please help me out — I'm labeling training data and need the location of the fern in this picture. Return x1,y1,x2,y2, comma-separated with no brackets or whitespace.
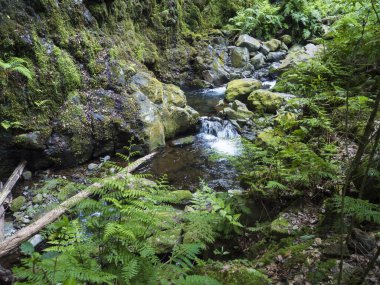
332,196,380,224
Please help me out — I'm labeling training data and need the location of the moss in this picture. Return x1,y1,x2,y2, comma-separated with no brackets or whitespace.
255,237,313,268
247,90,284,114
196,260,271,285
307,259,337,284
11,196,26,212
53,47,82,93
270,216,292,237
225,79,262,102
168,190,193,204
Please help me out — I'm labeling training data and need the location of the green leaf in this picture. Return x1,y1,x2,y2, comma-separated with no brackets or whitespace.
63,276,77,285
20,242,35,256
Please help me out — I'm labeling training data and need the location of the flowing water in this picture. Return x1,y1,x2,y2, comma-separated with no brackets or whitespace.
138,87,243,192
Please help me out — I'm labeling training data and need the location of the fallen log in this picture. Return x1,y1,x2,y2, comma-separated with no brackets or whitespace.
0,162,27,243
0,153,156,258
0,161,27,206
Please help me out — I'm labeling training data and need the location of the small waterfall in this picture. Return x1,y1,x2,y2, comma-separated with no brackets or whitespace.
199,117,240,139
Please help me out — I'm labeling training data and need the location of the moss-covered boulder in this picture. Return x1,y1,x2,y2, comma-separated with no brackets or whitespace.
11,196,26,212
247,89,285,114
270,215,292,237
225,79,262,102
264,39,282,52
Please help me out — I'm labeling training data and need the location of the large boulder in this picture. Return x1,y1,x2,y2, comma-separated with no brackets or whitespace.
231,47,250,68
225,79,262,102
236,34,261,52
274,44,323,73
247,89,285,114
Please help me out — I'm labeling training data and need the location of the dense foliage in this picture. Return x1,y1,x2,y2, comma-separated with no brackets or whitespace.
2,0,380,284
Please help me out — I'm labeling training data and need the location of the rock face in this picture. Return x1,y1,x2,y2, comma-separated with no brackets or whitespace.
231,47,250,68
247,89,285,114
236,34,261,52
225,79,262,102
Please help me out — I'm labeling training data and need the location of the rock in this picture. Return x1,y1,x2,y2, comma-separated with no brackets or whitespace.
21,217,31,224
274,44,323,73
10,196,26,212
225,79,262,102
348,228,376,254
22,171,32,180
28,234,43,247
33,193,44,204
247,89,285,114
220,100,254,121
170,136,195,147
280,34,292,45
250,53,266,69
13,132,46,150
270,216,292,237
259,44,270,56
87,163,98,171
266,51,287,62
169,190,193,203
231,47,250,68
264,39,282,52
322,240,350,258
101,155,111,162
236,34,261,52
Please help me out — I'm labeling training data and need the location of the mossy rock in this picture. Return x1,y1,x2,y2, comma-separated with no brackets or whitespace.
11,196,26,212
257,128,282,147
264,39,282,52
130,72,164,104
247,89,284,114
280,34,293,46
196,261,271,285
164,84,187,108
274,111,298,129
225,79,262,102
168,190,193,204
270,216,292,237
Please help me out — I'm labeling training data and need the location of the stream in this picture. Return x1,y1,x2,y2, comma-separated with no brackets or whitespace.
138,87,244,192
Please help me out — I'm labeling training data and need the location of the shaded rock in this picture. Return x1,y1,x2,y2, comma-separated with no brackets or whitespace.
323,242,350,258
13,132,46,150
231,47,250,68
247,89,285,114
259,44,270,56
266,51,287,62
22,171,32,180
236,34,261,52
170,136,195,147
87,163,98,171
28,234,43,247
348,228,376,254
250,53,266,69
225,79,262,102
